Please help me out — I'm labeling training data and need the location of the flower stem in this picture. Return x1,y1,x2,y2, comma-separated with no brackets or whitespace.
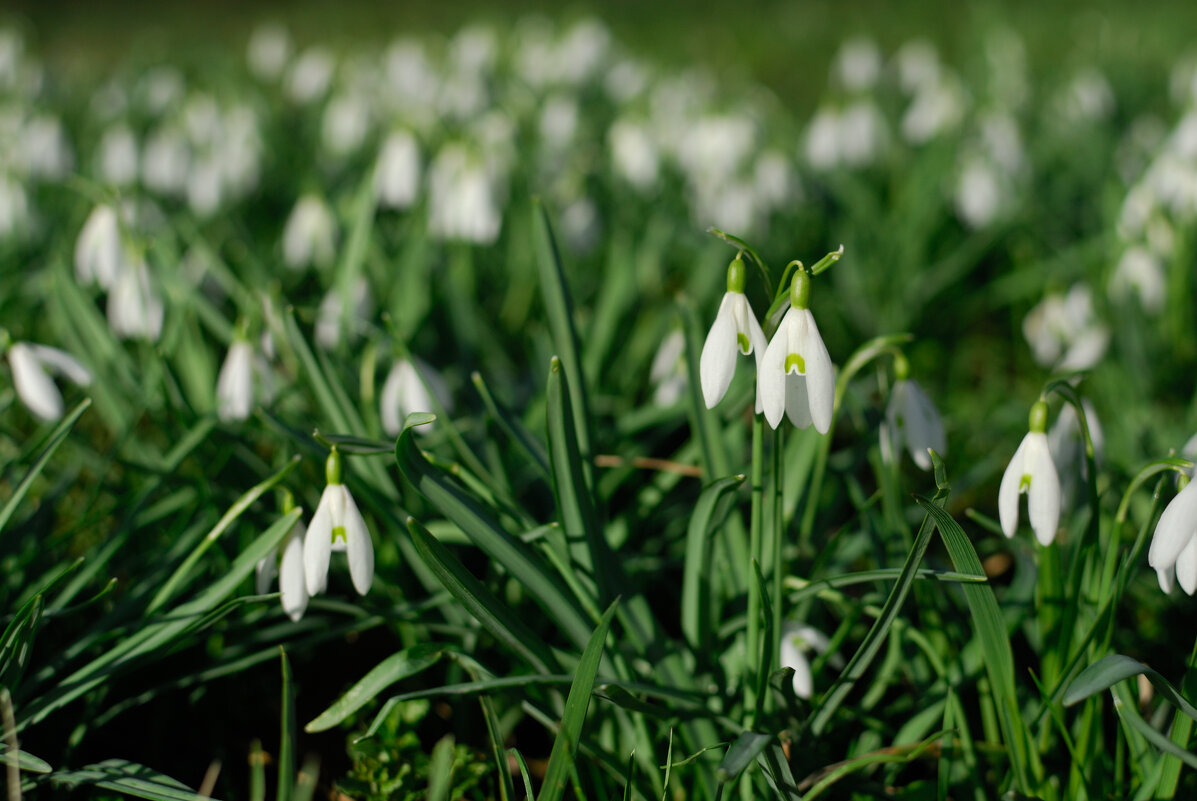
746,413,765,727
770,425,784,699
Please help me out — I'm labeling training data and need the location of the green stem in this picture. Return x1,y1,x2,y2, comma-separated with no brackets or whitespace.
770,426,784,697
746,415,765,727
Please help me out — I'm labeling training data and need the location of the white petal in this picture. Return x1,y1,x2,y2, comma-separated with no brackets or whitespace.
9,343,63,421
758,312,792,428
699,293,738,409
216,341,254,422
1027,433,1061,546
901,381,945,471
255,550,277,595
380,362,406,437
1149,480,1197,571
1177,535,1197,596
879,420,897,466
797,310,834,435
28,344,92,386
998,435,1030,538
304,486,336,596
783,372,812,429
1157,565,1176,595
280,523,310,621
341,487,374,596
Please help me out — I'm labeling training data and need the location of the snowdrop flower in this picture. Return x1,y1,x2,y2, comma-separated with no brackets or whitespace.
374,130,421,210
609,119,660,194
649,329,687,407
779,623,834,700
282,194,337,270
285,47,334,104
1148,475,1197,595
759,271,834,433
247,23,292,82
1022,285,1109,372
256,500,309,621
304,448,373,597
74,204,123,288
1109,245,1165,313
96,124,139,186
380,357,448,437
831,37,882,93
215,338,255,422
427,144,502,244
321,93,370,157
880,358,945,471
3,335,92,421
699,256,767,411
315,277,372,350
998,400,1061,546
107,259,164,341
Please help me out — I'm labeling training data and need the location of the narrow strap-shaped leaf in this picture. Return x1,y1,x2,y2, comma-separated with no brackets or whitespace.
396,418,593,649
1110,684,1197,771
916,496,1039,794
406,517,560,674
1064,654,1197,721
471,371,551,479
536,598,619,801
0,398,90,537
682,475,744,651
426,735,457,801
46,758,216,801
716,731,772,783
547,356,608,602
306,643,445,733
533,199,594,492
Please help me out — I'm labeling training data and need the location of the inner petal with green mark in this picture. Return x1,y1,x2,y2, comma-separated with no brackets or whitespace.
1019,474,1032,492
737,332,750,354
332,525,347,544
784,353,806,374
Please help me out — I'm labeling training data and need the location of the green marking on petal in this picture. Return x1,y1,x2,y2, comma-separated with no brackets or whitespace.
1019,474,1032,493
784,353,806,374
332,525,347,544
737,332,751,354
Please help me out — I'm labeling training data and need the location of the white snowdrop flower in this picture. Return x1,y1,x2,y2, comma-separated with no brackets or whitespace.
142,126,191,196
700,256,767,411
1149,477,1197,596
805,108,842,170
304,449,373,597
557,19,611,85
216,339,255,422
321,93,371,157
901,75,967,144
1118,184,1157,240
1022,285,1109,372
107,259,164,341
955,156,1003,229
780,623,833,700
315,277,372,350
839,100,888,167
894,39,940,94
282,194,337,271
257,513,309,622
374,130,421,210
979,112,1025,175
998,400,1061,546
73,204,123,288
449,25,498,75
539,94,579,151
140,66,185,115
604,58,649,103
21,114,73,179
383,39,439,114
679,115,755,184
609,119,660,193
5,339,92,422
96,125,139,186
380,357,448,437
1047,398,1103,508
649,329,687,408
832,37,882,92
759,271,835,433
560,197,601,254
186,153,224,217
0,175,29,241
286,47,335,105
880,371,946,472
1110,245,1165,312
247,23,292,81
1060,68,1115,123
427,144,502,245
0,29,24,91
753,150,795,207
1171,111,1197,162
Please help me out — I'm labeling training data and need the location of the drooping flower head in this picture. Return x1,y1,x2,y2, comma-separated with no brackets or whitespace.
699,254,767,411
880,353,946,471
759,269,834,433
779,623,834,700
256,491,310,621
1148,473,1197,596
998,399,1061,545
303,447,374,597
2,329,92,422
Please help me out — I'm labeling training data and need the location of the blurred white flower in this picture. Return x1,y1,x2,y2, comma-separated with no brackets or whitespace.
894,39,940,94
428,144,502,244
902,75,967,144
839,100,888,167
374,130,421,210
248,23,292,81
283,194,337,270
107,259,164,341
880,378,946,471
649,329,687,407
955,156,1003,228
380,357,448,437
97,124,139,186
1048,398,1103,507
539,94,579,151
139,66,185,115
832,37,882,92
1022,285,1109,371
5,341,92,421
216,339,255,422
609,119,660,193
75,205,125,289
142,126,191,197
322,93,371,157
315,277,372,350
1060,68,1115,123
1149,477,1197,596
805,108,841,170
257,518,309,622
779,623,833,699
304,449,373,597
286,47,335,104
0,174,29,241
998,402,1060,546
1110,245,1165,312
21,114,73,179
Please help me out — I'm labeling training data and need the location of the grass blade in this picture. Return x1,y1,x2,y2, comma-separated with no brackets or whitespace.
47,759,216,801
0,398,90,537
305,643,445,732
682,475,744,651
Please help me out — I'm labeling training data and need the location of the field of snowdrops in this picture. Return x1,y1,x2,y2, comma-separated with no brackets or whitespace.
7,5,1197,799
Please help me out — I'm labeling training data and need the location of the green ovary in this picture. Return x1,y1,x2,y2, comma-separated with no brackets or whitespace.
737,333,750,354
332,525,347,544
1019,474,1031,492
784,353,806,374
